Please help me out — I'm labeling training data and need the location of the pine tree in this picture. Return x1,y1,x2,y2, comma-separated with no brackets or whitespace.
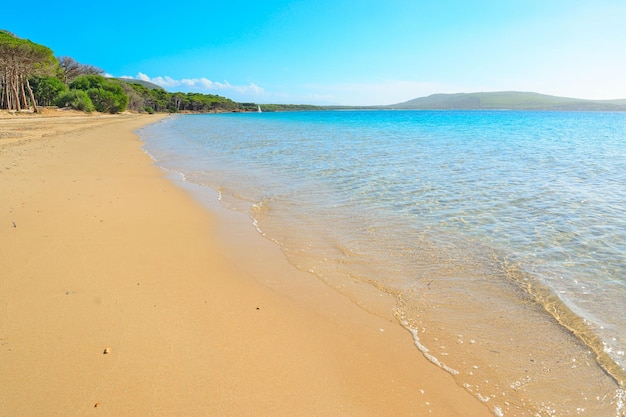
0,30,57,112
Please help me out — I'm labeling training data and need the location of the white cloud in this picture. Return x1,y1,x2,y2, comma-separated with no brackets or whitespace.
113,74,472,105
136,72,150,82
127,73,264,96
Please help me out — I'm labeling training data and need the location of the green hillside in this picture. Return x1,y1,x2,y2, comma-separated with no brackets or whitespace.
604,98,626,106
116,78,164,90
388,91,626,111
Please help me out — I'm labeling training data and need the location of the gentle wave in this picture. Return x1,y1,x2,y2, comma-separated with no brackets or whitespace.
141,110,626,416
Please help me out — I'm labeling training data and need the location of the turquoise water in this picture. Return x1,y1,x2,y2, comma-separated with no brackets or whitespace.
141,111,626,416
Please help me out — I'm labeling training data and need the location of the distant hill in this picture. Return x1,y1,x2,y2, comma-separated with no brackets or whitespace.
115,78,164,91
604,98,626,106
387,91,626,111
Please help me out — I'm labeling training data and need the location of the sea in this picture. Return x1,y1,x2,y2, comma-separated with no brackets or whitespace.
139,110,626,417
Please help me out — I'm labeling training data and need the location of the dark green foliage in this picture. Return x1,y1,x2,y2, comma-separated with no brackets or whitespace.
29,76,67,106
0,30,57,76
55,89,95,112
70,75,128,113
2,30,330,114
1,30,58,111
252,103,322,111
121,81,242,113
88,88,128,113
69,74,107,90
116,81,144,112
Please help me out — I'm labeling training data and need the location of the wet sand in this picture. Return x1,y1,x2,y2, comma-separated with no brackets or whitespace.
0,111,491,416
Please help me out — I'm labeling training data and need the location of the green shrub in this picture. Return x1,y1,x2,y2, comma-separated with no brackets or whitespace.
70,75,129,113
86,87,128,114
29,76,68,106
55,90,95,112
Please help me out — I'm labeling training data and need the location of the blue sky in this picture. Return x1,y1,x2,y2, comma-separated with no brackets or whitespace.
5,0,626,105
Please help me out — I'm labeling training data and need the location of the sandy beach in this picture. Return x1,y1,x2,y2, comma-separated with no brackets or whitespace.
0,111,491,416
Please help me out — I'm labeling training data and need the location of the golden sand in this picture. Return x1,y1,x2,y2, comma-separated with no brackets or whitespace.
0,111,491,416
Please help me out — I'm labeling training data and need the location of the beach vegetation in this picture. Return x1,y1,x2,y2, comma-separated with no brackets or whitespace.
116,81,145,113
69,75,129,113
249,103,322,111
0,30,57,112
2,30,323,114
29,76,68,106
54,89,95,112
119,81,244,113
57,56,103,84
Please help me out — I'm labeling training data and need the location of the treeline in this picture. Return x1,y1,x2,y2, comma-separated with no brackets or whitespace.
0,30,56,112
123,83,246,113
0,31,255,114
1,30,324,114
250,103,322,111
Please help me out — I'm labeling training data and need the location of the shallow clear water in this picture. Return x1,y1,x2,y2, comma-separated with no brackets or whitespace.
141,111,626,416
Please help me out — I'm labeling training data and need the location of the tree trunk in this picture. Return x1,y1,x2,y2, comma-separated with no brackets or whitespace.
20,74,29,110
11,72,20,111
2,68,12,110
25,77,38,113
0,72,6,109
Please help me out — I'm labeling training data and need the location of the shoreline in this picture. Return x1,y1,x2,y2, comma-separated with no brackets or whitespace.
0,113,491,416
140,111,626,416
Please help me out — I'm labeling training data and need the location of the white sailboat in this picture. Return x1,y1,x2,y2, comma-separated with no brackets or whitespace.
257,105,262,113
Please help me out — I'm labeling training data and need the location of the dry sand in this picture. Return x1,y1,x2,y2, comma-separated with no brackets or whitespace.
0,111,492,416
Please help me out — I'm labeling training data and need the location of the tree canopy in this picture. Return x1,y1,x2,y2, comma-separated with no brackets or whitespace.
70,75,129,113
123,82,246,113
0,30,57,112
2,29,310,114
29,76,67,106
58,56,103,84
